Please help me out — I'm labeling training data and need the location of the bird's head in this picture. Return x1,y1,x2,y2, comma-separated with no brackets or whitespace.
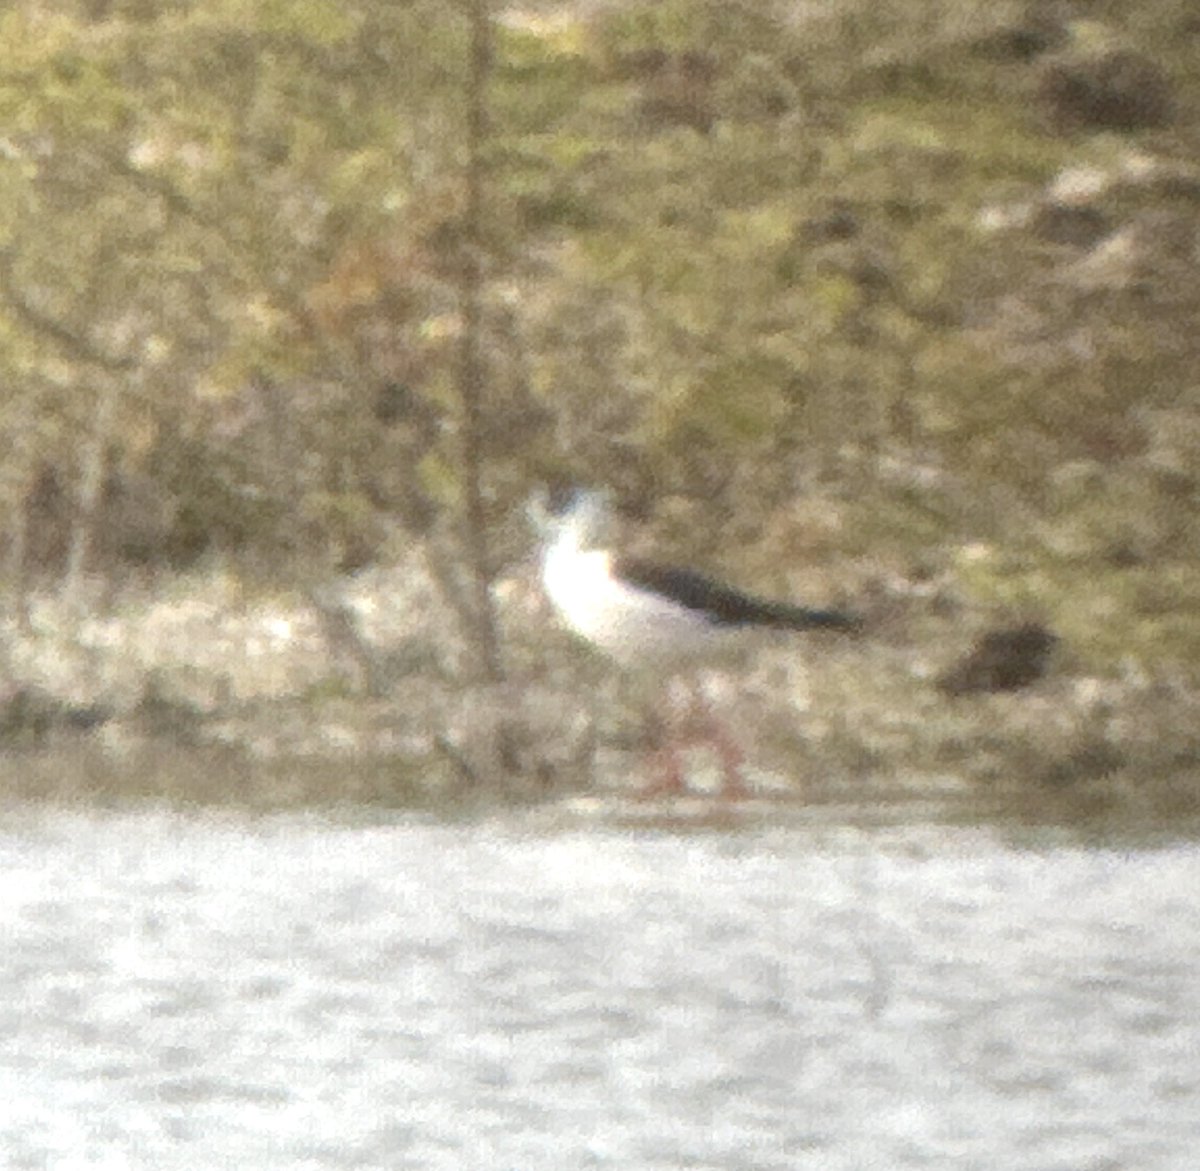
526,484,614,551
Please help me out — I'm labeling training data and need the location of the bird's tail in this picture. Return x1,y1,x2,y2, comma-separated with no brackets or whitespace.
766,603,863,633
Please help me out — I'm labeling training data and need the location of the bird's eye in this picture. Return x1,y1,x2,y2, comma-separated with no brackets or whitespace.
547,483,582,515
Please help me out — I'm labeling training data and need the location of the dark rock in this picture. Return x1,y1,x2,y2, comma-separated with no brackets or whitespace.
976,5,1070,61
936,622,1059,695
1038,50,1175,133
803,204,861,243
60,705,113,731
133,675,208,742
1029,202,1109,247
610,47,669,82
1039,740,1127,787
0,686,112,746
635,50,719,134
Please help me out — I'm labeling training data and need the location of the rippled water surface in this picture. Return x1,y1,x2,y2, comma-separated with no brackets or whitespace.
3,802,1199,1170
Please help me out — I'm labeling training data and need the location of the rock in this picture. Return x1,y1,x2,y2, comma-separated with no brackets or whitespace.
936,623,1059,695
1038,49,1175,132
1038,740,1127,787
0,685,112,745
1029,202,1109,247
633,50,719,134
974,4,1070,61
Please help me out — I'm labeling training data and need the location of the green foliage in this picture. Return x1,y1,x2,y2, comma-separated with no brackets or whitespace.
0,0,1197,682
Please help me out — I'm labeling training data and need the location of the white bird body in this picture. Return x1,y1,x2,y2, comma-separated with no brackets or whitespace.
542,541,746,672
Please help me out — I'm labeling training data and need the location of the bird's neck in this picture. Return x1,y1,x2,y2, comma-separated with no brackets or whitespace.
542,529,611,602
544,527,588,574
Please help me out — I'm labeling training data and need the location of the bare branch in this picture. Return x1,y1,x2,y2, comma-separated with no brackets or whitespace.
455,0,505,684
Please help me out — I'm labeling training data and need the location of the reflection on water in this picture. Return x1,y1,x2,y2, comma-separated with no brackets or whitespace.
1,803,1198,1170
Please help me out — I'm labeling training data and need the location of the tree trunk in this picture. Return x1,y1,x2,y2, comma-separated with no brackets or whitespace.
456,0,504,684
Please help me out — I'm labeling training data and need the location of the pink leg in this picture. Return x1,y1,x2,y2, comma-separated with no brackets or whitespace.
640,741,689,798
690,692,749,801
635,683,750,801
637,707,688,799
712,724,749,801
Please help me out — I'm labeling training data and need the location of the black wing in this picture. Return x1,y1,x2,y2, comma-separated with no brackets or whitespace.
616,557,860,632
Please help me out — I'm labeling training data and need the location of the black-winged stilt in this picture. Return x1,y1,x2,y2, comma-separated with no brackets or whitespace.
530,487,860,798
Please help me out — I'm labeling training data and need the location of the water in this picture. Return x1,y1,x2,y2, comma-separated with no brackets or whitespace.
2,804,1198,1170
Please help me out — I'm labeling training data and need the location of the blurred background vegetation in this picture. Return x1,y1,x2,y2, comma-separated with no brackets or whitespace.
0,0,1197,808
